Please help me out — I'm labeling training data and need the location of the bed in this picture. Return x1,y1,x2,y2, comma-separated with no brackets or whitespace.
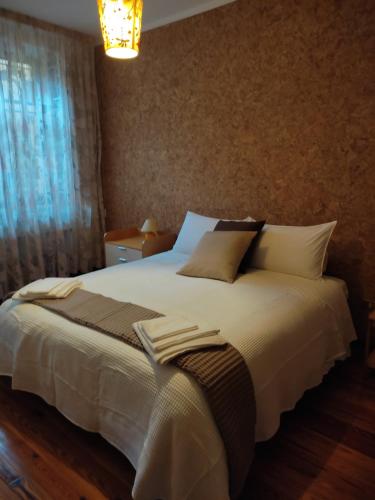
0,250,356,500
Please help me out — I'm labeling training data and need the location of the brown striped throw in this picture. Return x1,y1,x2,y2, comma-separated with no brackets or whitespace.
35,289,255,499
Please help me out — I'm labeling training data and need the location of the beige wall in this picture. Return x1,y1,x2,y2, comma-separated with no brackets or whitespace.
96,0,375,327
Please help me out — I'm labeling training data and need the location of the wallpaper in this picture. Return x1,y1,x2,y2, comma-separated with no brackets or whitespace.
95,0,375,327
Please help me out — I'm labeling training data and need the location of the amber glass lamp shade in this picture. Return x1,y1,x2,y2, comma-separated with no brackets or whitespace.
97,0,143,59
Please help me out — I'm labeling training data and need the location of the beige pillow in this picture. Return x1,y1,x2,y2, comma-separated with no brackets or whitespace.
177,231,257,283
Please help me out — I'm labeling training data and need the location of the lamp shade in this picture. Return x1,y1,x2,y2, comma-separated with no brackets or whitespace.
141,218,158,233
97,0,143,59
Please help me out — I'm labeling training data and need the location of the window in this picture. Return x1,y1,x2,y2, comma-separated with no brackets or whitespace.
0,54,74,231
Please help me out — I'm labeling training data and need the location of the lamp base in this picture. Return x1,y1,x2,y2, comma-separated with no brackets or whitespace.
144,232,158,240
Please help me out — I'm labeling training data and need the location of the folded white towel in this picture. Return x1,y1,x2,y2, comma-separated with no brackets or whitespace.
133,322,226,365
41,279,81,298
17,278,67,297
136,322,220,353
136,315,199,342
157,336,227,365
13,278,82,301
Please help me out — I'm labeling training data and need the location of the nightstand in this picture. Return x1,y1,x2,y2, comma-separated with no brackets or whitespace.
365,302,375,369
104,227,176,267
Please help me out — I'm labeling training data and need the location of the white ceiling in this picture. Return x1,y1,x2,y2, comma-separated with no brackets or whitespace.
0,0,235,37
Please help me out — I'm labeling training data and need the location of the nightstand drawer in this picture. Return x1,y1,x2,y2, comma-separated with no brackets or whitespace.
105,244,142,267
104,227,177,268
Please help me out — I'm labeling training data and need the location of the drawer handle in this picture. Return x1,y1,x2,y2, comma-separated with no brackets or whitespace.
118,257,128,263
117,246,127,251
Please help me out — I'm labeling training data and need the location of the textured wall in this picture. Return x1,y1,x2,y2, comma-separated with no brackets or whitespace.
96,0,375,323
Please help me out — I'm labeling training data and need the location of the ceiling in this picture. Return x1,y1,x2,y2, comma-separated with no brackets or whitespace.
0,0,236,37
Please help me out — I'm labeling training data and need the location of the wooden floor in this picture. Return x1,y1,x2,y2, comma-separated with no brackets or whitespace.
0,349,374,500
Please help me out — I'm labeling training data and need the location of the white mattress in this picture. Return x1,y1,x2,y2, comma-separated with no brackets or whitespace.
0,251,356,500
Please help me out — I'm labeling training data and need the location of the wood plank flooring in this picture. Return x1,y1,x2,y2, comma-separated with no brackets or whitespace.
0,348,374,500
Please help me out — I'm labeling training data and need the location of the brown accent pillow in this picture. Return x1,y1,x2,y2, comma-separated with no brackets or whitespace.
214,220,266,272
177,231,258,283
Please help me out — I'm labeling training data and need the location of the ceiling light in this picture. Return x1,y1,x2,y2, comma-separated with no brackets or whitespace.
97,0,143,59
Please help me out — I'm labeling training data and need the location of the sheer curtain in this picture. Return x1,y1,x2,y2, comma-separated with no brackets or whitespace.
0,15,104,298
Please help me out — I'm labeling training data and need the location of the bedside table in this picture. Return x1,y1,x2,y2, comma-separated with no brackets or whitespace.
365,302,375,369
104,227,176,267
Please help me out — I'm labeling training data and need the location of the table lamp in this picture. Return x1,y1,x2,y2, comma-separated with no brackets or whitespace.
141,218,159,239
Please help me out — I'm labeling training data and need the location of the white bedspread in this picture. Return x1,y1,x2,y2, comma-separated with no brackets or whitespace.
0,251,356,500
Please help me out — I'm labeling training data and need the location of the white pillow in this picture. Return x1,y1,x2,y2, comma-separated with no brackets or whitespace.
173,211,253,255
250,221,337,279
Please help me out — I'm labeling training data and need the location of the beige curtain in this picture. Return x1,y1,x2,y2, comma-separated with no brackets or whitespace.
0,14,105,298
